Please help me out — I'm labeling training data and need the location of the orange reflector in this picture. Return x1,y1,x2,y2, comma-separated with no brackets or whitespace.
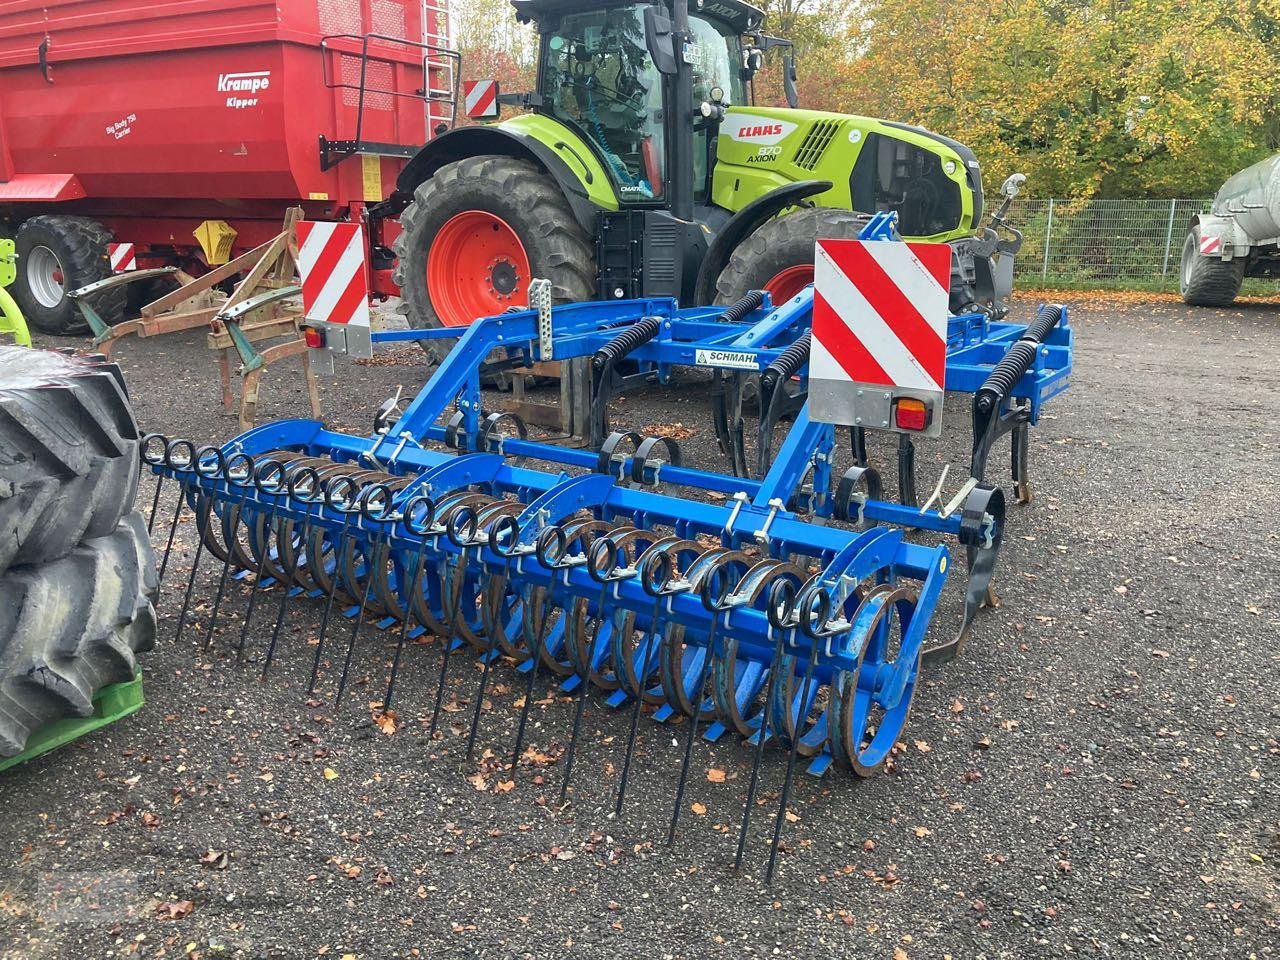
303,326,325,349
895,398,929,431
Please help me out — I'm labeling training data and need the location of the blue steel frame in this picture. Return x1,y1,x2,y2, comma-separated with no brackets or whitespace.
148,243,1072,777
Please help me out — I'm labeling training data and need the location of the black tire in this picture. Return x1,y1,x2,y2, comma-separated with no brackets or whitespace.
11,215,127,335
0,511,156,757
1180,225,1245,307
715,207,870,304
393,156,595,358
0,346,140,575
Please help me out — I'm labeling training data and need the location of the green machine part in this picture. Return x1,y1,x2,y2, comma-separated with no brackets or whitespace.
0,672,145,773
0,238,32,347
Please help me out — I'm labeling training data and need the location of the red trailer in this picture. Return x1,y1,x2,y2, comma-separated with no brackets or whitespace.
0,0,457,332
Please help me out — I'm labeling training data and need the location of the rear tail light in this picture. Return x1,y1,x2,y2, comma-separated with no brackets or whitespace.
894,398,929,432
303,326,325,349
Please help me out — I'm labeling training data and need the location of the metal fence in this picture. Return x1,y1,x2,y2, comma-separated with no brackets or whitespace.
1006,197,1216,288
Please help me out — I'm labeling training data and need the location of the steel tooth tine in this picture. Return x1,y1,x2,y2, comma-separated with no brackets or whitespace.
385,539,430,709
615,589,664,817
237,500,281,665
201,498,244,653
263,509,313,679
559,578,610,804
309,513,355,695
466,552,514,770
735,624,789,871
172,498,212,644
335,534,380,709
668,612,719,847
146,474,165,534
156,480,188,584
428,551,466,741
765,635,820,886
510,573,556,775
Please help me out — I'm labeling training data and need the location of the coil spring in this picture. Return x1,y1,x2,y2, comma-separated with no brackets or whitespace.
718,290,766,325
975,304,1063,415
591,315,663,373
760,332,811,394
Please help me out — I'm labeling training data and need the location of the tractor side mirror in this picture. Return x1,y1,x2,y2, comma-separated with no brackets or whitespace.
644,7,678,75
782,53,799,109
1001,173,1026,199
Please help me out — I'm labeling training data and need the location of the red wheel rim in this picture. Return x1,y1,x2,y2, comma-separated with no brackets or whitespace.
427,211,532,327
764,264,813,303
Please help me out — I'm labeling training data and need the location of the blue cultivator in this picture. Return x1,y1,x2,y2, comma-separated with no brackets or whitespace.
143,223,1072,881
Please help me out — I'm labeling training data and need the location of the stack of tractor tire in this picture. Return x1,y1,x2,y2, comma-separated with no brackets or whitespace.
0,345,156,758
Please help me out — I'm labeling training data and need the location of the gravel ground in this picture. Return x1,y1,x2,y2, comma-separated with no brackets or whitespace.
2,295,1277,960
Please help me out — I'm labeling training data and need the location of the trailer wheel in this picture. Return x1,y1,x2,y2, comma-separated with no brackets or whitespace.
394,156,595,358
12,216,127,335
0,512,156,757
1179,225,1245,307
0,345,140,575
715,207,870,305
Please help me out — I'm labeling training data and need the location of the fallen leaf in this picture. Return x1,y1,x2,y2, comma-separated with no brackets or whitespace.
157,900,194,920
373,710,398,736
914,826,933,838
323,767,339,781
785,810,799,823
494,780,516,794
199,849,229,870
706,768,727,783
691,802,708,816
140,811,161,829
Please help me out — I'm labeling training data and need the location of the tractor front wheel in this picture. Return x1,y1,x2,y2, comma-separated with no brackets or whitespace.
715,207,870,305
394,156,596,356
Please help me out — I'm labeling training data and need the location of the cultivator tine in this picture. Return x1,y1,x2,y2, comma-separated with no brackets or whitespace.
156,439,198,583
765,584,830,885
201,453,256,652
735,578,795,871
236,461,289,665
616,549,675,817
429,510,475,741
334,484,397,707
384,496,436,708
466,515,520,769
173,446,228,643
142,434,169,534
668,565,735,846
308,477,360,694
262,468,326,678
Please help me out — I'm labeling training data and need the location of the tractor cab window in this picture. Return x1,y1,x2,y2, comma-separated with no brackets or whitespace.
688,15,745,201
542,8,665,202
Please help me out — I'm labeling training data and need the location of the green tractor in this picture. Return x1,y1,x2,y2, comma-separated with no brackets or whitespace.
392,0,1021,337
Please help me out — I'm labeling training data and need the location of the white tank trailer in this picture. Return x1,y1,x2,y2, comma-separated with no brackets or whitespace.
1180,153,1280,306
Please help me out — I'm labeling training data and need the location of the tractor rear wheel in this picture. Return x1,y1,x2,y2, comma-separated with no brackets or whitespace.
1179,225,1244,307
715,207,871,305
0,346,140,575
12,216,126,335
394,156,595,357
0,511,156,757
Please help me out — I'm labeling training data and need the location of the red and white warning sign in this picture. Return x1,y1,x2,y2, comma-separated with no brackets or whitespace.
809,238,952,437
108,242,137,272
463,79,499,119
1199,233,1222,256
296,221,369,328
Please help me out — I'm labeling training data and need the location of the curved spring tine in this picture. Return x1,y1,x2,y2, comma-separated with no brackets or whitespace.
308,474,362,695
764,584,832,885
508,523,572,775
141,433,169,533
735,576,798,872
465,513,522,770
334,483,397,707
157,438,197,584
174,447,228,643
236,460,289,665
668,562,738,846
202,452,256,652
428,501,487,740
262,467,325,678
384,495,436,709
615,547,678,817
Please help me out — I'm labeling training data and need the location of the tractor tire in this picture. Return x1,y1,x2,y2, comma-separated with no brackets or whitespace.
0,346,140,576
393,156,595,358
0,511,156,757
716,207,871,305
1179,225,1244,307
11,216,126,335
